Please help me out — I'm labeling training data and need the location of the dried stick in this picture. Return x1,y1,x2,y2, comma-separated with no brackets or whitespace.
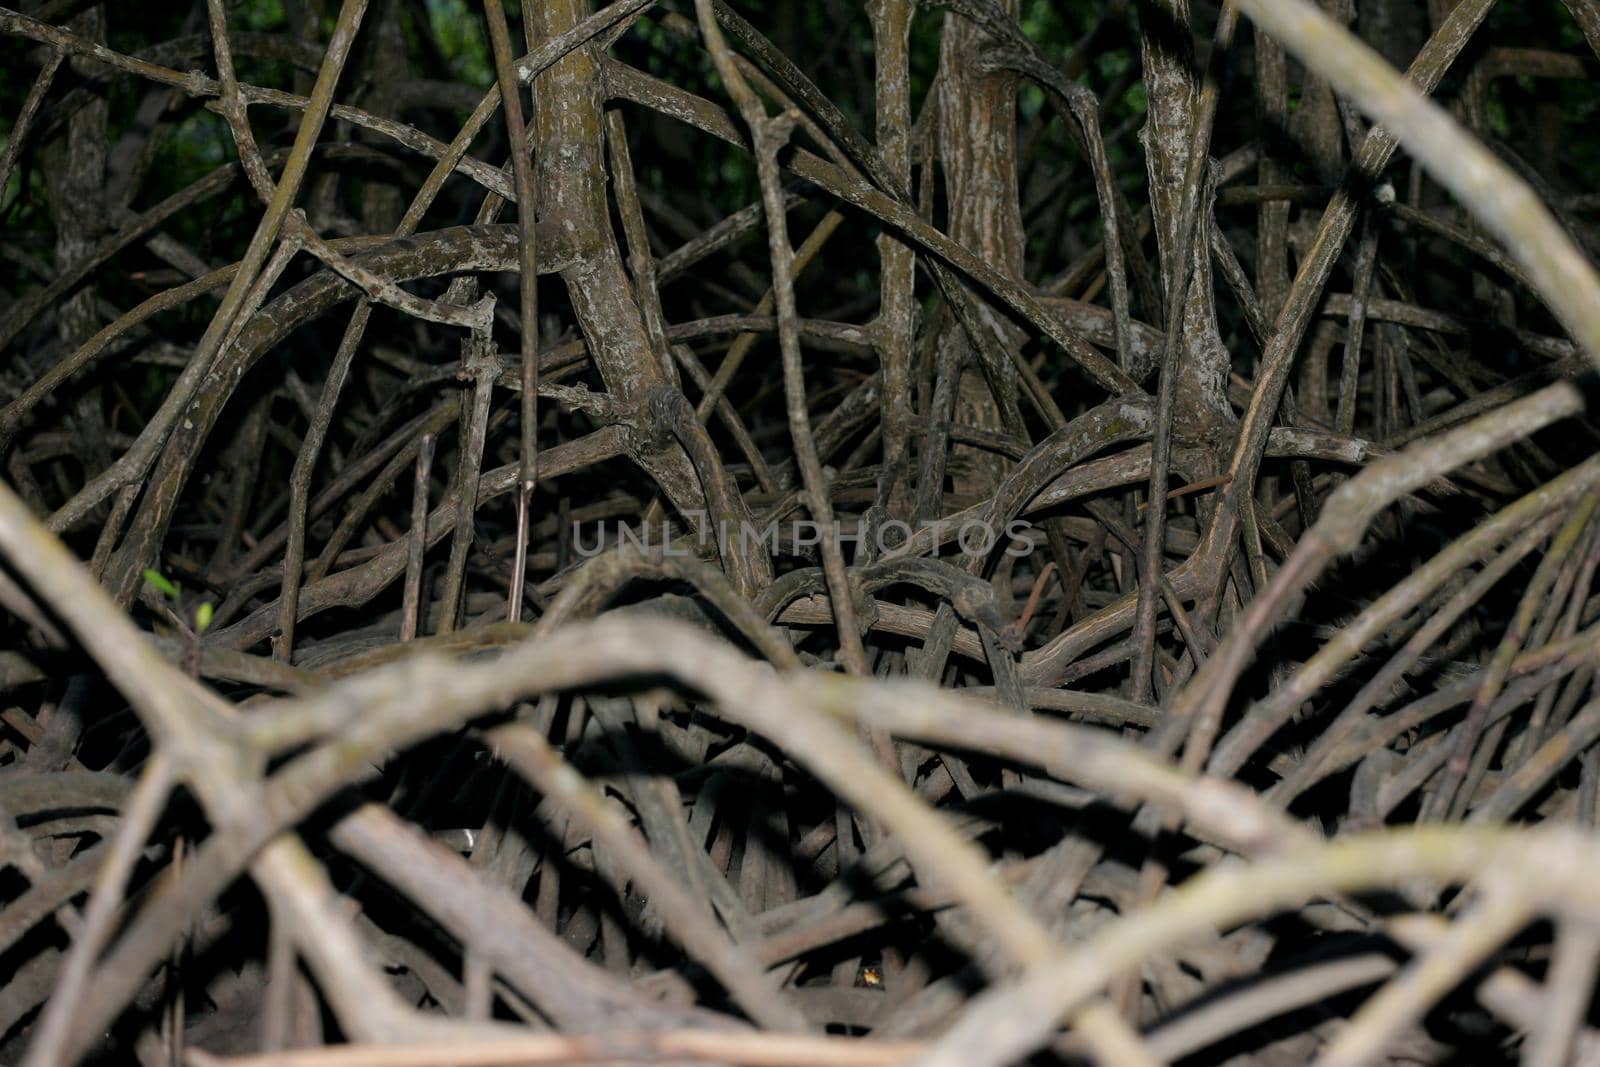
483,0,540,624
0,46,63,209
1182,381,1584,776
399,434,435,643
40,0,371,535
20,755,175,1067
904,828,1596,1067
1233,0,1600,367
1427,490,1600,819
692,0,869,678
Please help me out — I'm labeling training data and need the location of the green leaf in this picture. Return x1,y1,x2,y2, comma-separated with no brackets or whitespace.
143,569,179,599
193,601,214,634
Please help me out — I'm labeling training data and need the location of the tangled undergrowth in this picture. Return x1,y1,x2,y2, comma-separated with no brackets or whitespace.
3,0,1600,1064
